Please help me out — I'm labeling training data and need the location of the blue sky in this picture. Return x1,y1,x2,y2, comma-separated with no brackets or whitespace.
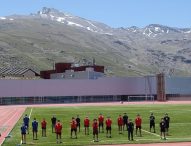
0,0,191,28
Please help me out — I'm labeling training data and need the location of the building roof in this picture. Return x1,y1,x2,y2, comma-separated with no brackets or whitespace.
0,68,39,76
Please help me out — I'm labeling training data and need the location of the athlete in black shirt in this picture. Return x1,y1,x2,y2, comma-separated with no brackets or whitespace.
127,119,134,141
160,118,166,140
149,113,155,133
123,113,128,131
76,115,81,132
164,113,170,135
51,116,57,133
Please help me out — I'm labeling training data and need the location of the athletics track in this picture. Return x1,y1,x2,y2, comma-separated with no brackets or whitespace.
0,101,191,146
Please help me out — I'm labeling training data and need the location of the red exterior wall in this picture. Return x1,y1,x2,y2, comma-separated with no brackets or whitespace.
55,63,72,73
40,62,104,79
40,70,56,79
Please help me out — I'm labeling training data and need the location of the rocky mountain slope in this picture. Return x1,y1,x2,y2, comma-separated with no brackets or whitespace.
0,7,191,76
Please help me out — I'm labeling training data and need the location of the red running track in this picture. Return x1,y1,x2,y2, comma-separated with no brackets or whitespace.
0,101,191,146
0,106,26,145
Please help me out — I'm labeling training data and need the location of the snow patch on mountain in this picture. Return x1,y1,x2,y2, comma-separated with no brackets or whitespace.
184,30,191,34
40,14,48,18
57,17,65,22
143,28,154,37
64,14,73,18
86,20,97,28
50,14,55,19
0,17,14,21
86,27,91,31
155,27,159,31
0,17,6,20
102,32,113,35
67,21,84,28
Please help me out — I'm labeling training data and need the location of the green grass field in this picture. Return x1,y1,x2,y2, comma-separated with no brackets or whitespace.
3,104,191,146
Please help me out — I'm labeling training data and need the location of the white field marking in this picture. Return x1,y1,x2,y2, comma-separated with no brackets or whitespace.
29,108,33,118
20,108,33,145
142,129,160,137
174,122,191,125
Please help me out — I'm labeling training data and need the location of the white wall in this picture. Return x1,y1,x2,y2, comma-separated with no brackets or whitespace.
165,77,191,94
0,77,156,97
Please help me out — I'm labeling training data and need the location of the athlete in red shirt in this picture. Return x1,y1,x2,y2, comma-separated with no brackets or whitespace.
105,116,112,138
55,120,62,143
41,118,47,137
92,119,99,142
117,115,123,134
135,114,142,136
70,117,77,139
84,116,90,135
98,113,104,133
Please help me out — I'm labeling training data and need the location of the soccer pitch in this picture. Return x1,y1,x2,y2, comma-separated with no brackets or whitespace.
3,104,191,146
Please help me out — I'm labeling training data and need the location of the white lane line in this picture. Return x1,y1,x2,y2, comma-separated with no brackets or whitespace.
20,108,33,145
142,129,160,137
29,108,33,118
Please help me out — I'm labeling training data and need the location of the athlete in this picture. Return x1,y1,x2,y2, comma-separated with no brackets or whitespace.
23,114,30,134
117,115,123,134
41,118,47,137
160,118,166,140
32,118,38,140
105,116,112,138
164,113,170,135
84,116,90,135
123,113,128,131
135,114,142,136
21,123,27,144
149,113,156,133
98,113,104,133
51,116,57,133
55,120,62,143
92,119,99,142
76,115,81,132
70,117,77,139
127,119,134,141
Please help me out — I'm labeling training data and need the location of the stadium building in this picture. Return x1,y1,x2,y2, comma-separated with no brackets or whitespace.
0,63,191,105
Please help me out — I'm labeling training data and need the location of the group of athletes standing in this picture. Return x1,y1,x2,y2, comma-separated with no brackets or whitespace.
20,113,170,144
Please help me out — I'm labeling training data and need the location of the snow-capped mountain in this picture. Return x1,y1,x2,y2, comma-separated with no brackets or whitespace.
34,7,113,35
123,24,191,38
0,7,191,76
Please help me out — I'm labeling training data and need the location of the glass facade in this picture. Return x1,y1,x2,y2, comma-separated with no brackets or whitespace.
0,96,122,105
